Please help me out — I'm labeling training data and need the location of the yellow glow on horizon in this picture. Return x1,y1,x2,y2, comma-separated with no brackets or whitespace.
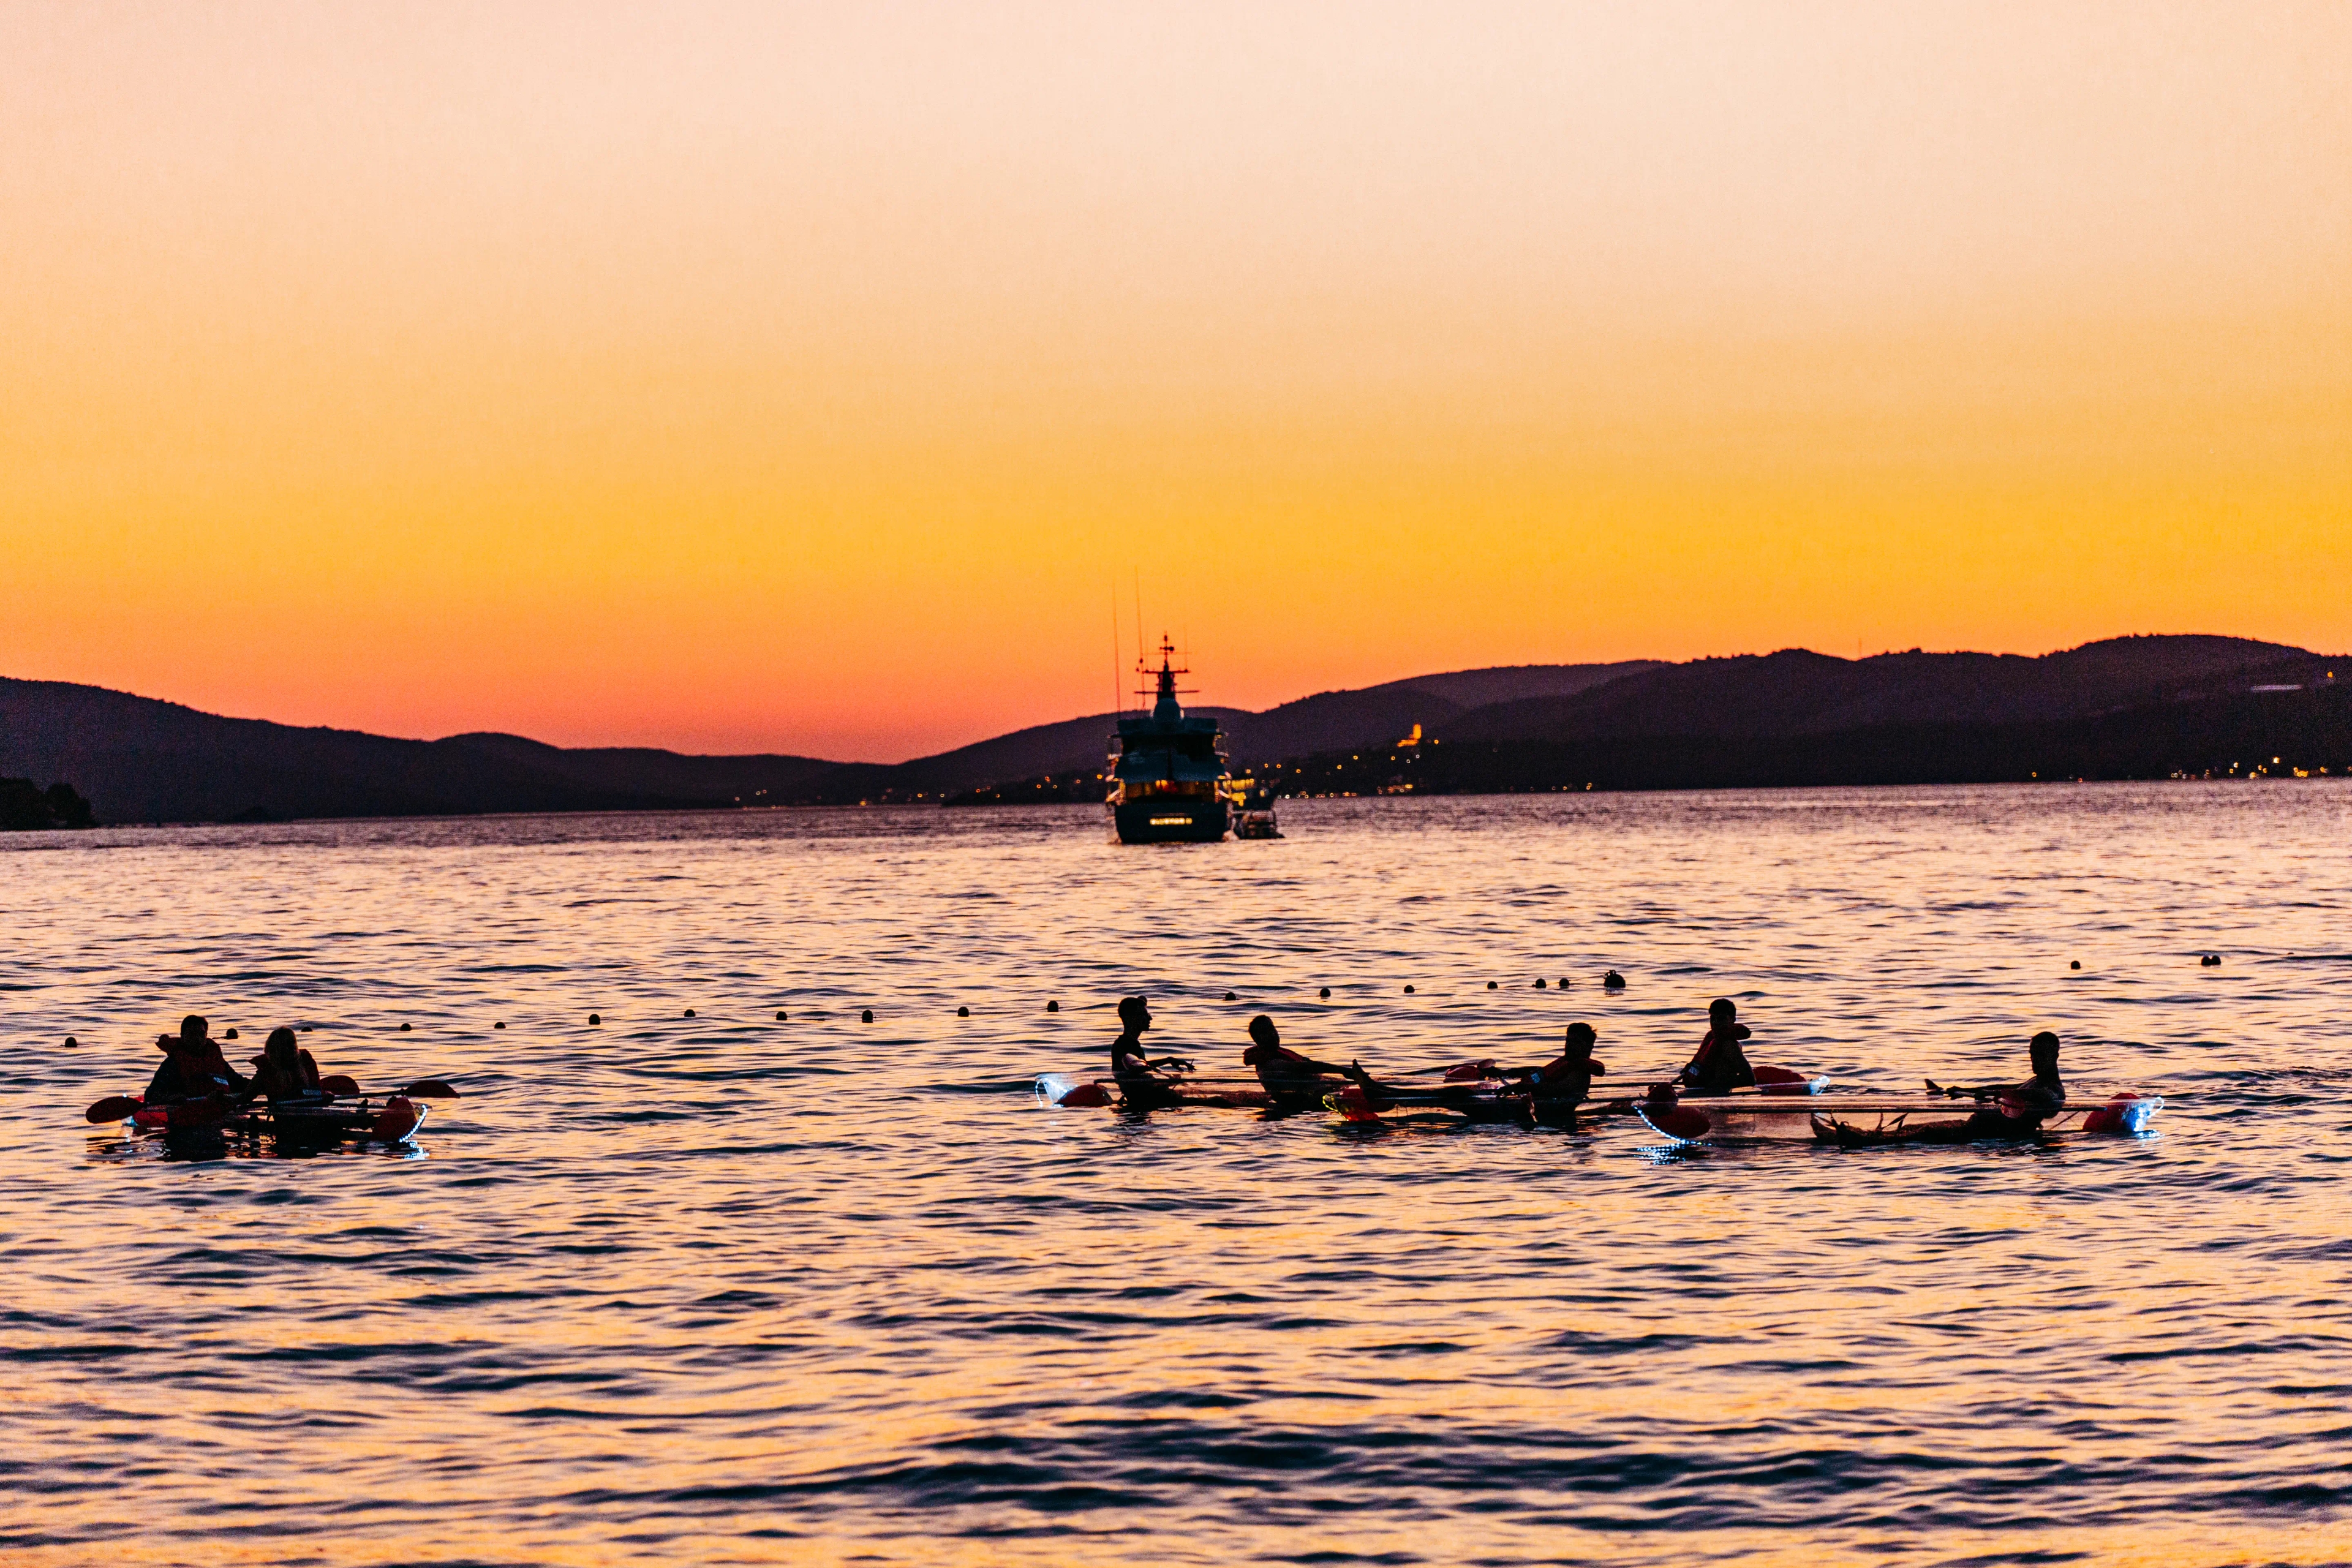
2,2,2346,758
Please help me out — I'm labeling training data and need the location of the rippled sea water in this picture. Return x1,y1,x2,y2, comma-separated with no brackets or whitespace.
5,783,2350,1567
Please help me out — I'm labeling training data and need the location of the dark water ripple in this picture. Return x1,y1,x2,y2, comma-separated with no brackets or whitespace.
4,782,2350,1566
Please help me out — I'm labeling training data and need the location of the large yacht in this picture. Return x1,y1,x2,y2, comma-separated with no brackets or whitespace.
1107,639,1232,843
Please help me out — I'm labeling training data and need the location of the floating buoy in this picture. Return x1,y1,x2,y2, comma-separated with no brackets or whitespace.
861,1008,874,1023
1319,987,1331,999
1223,991,1237,1001
2070,961,2081,970
225,1028,240,1039
684,1008,696,1018
1559,978,1569,989
589,1014,602,1025
1404,985,1415,994
399,1022,412,1031
957,1006,970,1017
298,1025,312,1034
1047,1001,1060,1012
494,1022,506,1030
1602,971,1626,989
62,1036,77,1048
1487,981,1498,990
1534,978,1547,989
775,1010,786,1021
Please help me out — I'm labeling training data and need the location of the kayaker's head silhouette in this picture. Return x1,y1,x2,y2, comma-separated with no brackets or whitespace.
1564,1021,1596,1056
1117,996,1152,1035
263,1027,301,1070
1247,1015,1280,1050
1707,998,1751,1039
179,1014,209,1044
2030,1030,2060,1076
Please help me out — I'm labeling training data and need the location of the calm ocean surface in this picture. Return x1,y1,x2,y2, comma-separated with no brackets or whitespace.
4,783,2350,1567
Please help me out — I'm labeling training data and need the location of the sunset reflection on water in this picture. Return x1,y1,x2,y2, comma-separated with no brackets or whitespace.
4,783,2348,1565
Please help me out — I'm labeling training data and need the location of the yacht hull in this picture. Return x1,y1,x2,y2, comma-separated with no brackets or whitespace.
1112,800,1230,843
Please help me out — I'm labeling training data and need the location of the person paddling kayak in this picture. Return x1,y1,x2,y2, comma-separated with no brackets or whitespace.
1110,996,1194,1109
143,1016,249,1104
1517,1021,1606,1125
249,1027,323,1100
1678,998,1757,1093
1917,1030,2067,1140
1242,1015,1346,1110
1817,1031,2068,1147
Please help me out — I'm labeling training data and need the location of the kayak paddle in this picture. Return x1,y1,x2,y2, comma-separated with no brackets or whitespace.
85,1095,143,1124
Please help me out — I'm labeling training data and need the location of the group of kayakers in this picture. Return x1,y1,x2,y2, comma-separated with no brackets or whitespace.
143,1015,328,1107
1107,992,2074,1142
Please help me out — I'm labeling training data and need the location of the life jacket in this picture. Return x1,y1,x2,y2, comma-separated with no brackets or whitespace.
1680,1026,1755,1093
1243,1041,1317,1083
251,1047,322,1098
147,1036,241,1102
1531,1057,1604,1100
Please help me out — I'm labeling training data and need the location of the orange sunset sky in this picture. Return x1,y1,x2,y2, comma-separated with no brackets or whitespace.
4,2,2346,760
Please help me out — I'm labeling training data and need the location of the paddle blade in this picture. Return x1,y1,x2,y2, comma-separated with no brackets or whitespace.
318,1074,362,1097
401,1079,460,1099
85,1095,142,1125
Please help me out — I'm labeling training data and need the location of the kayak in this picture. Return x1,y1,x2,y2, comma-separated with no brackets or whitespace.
123,1095,428,1145
1636,1089,2161,1146
1037,1063,1833,1121
1035,1072,1304,1110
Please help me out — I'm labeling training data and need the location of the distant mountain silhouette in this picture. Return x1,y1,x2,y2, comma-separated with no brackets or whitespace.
3,641,2336,824
1446,636,2311,743
0,680,834,824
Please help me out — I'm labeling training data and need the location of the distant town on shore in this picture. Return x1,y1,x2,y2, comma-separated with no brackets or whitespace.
2,635,2342,827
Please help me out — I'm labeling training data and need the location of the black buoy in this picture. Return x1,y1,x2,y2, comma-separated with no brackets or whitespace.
2070,960,2081,970
957,1006,970,1017
775,1010,786,1021
1487,981,1498,990
298,1025,312,1034
1534,978,1547,989
861,1008,874,1023
1319,986,1331,999
684,1008,696,1018
589,1014,602,1025
62,1036,77,1048
1223,990,1237,1001
1558,978,1569,989
1403,984,1415,994
494,1022,506,1030
225,1028,240,1039
399,1022,412,1031
1047,1001,1060,1012
1602,971,1626,989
